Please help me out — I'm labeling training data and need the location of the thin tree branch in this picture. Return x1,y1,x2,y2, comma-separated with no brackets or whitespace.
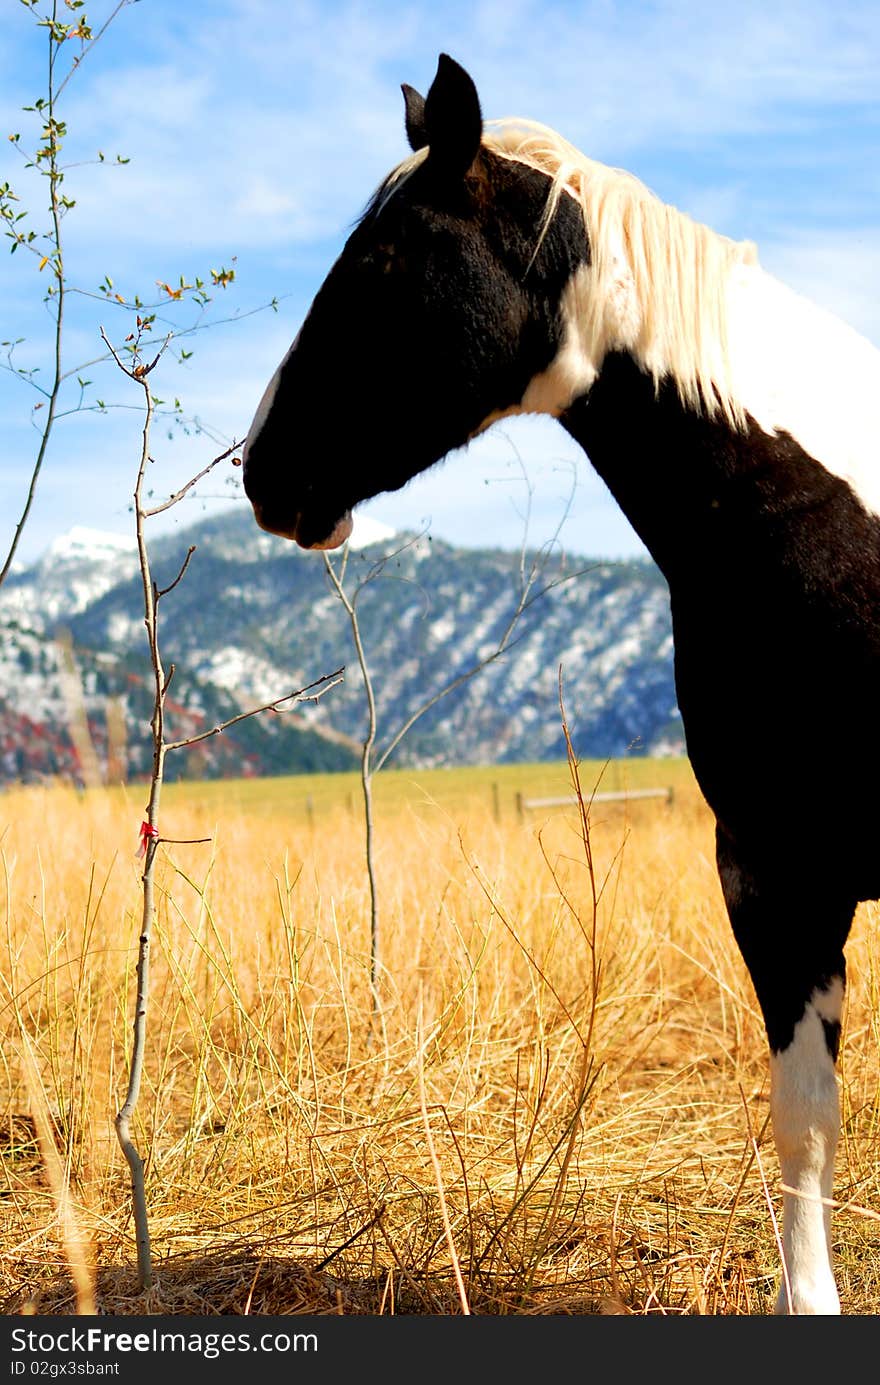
54,2,136,100
323,551,381,1001
100,325,171,381
142,444,241,518
0,14,65,589
155,545,196,599
373,564,590,774
53,298,286,398
164,671,344,752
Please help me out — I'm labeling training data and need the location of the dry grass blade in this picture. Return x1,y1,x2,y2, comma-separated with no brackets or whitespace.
740,1087,791,1315
18,1032,95,1315
416,992,470,1314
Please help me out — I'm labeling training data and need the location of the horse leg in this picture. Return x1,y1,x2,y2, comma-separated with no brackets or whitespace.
715,825,852,1315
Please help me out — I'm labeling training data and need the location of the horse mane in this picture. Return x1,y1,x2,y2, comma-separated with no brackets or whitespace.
483,120,758,428
374,120,759,429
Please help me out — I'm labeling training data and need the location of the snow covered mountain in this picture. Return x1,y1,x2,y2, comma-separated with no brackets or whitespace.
0,513,684,783
3,526,139,624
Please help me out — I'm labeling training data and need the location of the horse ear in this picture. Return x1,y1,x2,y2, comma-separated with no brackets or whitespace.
401,83,428,151
423,53,482,178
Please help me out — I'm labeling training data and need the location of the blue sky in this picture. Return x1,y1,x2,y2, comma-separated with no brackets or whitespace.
2,0,879,565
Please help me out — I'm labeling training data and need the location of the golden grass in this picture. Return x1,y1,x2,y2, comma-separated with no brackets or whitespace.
1,766,878,1316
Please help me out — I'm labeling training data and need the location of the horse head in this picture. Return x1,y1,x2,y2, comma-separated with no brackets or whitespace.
242,54,588,549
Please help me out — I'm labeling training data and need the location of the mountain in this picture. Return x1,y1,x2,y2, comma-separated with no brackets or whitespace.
2,526,140,624
0,511,684,783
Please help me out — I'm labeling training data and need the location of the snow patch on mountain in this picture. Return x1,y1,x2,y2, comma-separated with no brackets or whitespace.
0,509,684,782
47,526,138,560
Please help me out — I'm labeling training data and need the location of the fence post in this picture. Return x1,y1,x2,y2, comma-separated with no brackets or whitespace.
491,781,500,823
515,791,524,822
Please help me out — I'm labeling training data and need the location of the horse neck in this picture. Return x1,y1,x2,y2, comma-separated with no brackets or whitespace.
559,351,855,592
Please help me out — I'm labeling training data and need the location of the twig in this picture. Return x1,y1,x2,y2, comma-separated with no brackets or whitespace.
54,0,135,101
143,443,241,518
164,672,343,752
313,1202,387,1272
100,326,171,381
155,546,196,600
59,297,289,386
322,553,380,1001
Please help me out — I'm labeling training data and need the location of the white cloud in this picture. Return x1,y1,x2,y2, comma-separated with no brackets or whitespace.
16,0,875,264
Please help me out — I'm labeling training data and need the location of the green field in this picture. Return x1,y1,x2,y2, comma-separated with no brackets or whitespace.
163,755,698,821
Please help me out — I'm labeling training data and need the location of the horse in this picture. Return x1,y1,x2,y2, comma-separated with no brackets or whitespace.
242,53,880,1315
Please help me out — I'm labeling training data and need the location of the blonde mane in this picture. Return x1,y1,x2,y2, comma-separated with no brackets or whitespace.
484,120,757,428
379,120,759,428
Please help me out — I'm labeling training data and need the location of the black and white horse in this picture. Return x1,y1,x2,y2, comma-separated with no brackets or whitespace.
243,55,880,1314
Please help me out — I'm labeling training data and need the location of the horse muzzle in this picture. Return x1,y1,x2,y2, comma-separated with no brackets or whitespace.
250,500,353,550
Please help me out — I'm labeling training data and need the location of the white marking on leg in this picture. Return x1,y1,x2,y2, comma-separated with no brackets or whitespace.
770,977,843,1315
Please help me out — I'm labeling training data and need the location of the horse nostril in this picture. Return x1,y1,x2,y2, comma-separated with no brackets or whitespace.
247,499,302,543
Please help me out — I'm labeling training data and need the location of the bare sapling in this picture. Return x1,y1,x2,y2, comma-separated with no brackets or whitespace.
103,324,343,1291
2,1,277,591
323,459,591,1007
0,1,127,586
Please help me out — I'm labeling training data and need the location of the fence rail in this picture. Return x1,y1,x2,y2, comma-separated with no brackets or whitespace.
243,781,675,826
515,786,674,819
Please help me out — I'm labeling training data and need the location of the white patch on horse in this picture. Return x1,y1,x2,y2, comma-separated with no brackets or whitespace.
727,264,880,519
520,263,606,412
469,264,600,437
243,331,300,465
770,977,843,1315
487,126,755,428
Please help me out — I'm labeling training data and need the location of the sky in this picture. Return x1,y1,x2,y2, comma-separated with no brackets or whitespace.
2,0,879,567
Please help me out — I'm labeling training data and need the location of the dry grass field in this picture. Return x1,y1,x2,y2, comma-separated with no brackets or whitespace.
1,759,878,1316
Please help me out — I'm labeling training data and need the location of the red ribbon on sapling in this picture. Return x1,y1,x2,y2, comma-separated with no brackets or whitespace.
136,821,159,858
